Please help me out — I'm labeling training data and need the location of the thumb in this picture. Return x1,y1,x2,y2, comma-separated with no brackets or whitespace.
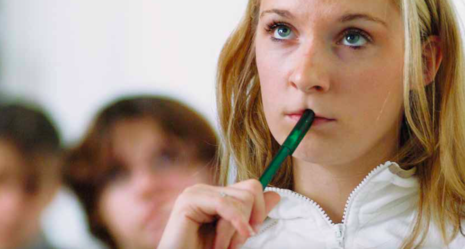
263,191,281,215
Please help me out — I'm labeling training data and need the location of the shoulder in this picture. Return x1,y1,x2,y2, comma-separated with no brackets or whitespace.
447,221,465,248
421,220,465,248
446,233,465,249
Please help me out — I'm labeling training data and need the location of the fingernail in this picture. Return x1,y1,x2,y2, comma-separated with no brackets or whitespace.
253,224,261,234
247,224,256,236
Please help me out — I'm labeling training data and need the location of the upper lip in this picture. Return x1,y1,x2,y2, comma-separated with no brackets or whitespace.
286,109,335,120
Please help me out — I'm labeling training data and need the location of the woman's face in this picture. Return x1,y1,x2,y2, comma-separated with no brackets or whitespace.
98,118,211,249
256,0,405,165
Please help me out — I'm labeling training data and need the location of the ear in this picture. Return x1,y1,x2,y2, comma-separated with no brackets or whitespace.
38,155,62,206
422,36,443,86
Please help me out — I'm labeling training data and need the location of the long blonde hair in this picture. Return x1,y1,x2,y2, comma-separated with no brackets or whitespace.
216,0,465,247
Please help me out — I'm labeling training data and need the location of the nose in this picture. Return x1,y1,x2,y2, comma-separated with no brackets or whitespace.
133,170,159,200
289,40,331,93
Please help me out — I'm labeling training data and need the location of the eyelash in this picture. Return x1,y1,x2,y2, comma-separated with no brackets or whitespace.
265,21,293,42
264,21,373,49
338,28,372,50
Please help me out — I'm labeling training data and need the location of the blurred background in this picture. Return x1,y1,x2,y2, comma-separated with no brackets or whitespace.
0,0,464,248
0,0,247,248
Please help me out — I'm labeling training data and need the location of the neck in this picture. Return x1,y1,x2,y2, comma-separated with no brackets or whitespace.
292,142,397,224
18,232,46,249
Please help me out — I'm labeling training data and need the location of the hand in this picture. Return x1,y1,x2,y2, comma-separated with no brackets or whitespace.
157,179,281,249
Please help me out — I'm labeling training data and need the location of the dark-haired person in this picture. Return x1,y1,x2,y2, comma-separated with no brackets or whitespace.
0,104,62,249
64,96,217,249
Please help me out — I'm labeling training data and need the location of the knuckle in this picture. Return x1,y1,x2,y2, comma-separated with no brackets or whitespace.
181,186,194,195
246,179,263,194
216,194,230,208
242,190,255,204
231,214,246,226
182,183,204,194
179,184,211,203
179,186,195,200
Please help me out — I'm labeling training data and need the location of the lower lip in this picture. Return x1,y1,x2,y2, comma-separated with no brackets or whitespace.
287,115,335,126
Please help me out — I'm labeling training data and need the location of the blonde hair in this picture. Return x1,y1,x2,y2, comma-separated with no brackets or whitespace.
216,0,465,248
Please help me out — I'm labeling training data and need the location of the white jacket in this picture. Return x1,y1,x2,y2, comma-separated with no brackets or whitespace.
243,161,465,249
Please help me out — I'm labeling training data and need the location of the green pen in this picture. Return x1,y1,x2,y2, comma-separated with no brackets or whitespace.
259,109,315,189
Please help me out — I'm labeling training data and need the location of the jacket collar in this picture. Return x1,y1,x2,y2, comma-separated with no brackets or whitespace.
265,161,419,222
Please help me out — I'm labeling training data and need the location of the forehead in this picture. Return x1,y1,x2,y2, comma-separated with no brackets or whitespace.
0,140,25,176
0,140,59,180
111,118,165,150
110,118,171,164
109,118,198,168
259,0,399,23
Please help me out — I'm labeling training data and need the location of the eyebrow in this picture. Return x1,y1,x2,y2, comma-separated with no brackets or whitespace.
260,9,387,28
339,13,388,28
260,9,294,19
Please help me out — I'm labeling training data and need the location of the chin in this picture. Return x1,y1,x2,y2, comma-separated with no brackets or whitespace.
291,140,346,165
293,146,323,162
0,238,22,249
139,238,160,249
140,228,163,247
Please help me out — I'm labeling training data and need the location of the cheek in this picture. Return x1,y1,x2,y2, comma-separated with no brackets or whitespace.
332,61,405,151
164,168,208,190
350,59,404,116
335,45,404,104
98,188,141,235
255,37,293,96
256,44,291,140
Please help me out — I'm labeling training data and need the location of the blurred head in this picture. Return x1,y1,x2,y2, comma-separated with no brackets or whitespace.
65,96,217,249
0,104,62,249
217,0,464,247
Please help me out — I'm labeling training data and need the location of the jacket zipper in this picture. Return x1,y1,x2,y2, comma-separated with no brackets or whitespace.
263,161,394,247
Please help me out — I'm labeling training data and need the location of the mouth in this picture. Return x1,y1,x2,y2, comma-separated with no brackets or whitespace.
143,201,172,229
286,110,336,125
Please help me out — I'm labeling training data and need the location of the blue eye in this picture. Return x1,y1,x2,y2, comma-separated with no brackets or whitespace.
341,31,368,47
151,148,185,172
153,151,176,169
271,24,295,40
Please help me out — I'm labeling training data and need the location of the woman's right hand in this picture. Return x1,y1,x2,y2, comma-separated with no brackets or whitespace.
157,179,281,249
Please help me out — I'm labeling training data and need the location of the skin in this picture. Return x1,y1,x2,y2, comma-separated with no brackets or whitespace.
158,0,442,248
98,118,212,249
0,140,60,249
256,0,405,223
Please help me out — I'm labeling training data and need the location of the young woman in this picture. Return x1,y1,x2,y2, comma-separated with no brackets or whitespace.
158,0,465,248
64,96,218,249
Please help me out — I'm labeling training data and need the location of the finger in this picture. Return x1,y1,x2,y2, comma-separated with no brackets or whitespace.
264,191,281,214
212,185,265,249
215,192,256,238
172,184,254,238
226,192,280,249
228,231,248,249
213,219,236,249
161,184,259,249
228,192,281,249
231,179,266,232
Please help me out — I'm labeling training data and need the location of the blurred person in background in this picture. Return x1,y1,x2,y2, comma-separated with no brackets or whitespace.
64,96,217,249
0,104,63,249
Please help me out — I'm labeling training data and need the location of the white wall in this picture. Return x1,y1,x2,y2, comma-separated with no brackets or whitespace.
0,0,248,144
